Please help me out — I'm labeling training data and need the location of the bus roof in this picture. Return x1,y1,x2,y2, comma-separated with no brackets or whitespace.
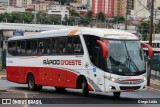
8,28,139,41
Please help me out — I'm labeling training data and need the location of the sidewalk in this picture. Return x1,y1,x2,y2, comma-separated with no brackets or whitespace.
0,70,6,80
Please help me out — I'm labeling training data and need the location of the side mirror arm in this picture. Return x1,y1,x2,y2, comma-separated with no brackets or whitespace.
97,40,108,58
141,42,153,59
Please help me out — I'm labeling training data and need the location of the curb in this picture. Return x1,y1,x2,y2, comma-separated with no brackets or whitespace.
147,86,160,93
0,75,6,80
150,79,160,86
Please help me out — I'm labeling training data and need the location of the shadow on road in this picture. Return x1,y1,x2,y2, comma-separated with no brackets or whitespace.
9,86,141,104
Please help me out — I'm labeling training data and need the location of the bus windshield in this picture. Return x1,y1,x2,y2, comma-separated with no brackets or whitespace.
106,40,145,76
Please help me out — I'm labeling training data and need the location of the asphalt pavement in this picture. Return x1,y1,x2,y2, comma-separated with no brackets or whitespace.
0,70,160,107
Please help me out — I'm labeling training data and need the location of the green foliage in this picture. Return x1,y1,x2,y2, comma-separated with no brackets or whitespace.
0,12,62,24
138,21,150,41
113,16,125,23
97,12,105,22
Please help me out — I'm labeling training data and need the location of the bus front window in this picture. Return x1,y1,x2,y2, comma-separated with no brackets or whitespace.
106,40,145,76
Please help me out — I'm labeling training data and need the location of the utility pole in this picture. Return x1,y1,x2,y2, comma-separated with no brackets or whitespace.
148,0,154,86
125,11,127,30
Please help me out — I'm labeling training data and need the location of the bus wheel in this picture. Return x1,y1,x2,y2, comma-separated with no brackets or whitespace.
82,79,89,97
27,75,42,91
113,92,121,98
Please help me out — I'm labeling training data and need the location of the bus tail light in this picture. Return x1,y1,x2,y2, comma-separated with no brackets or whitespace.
141,42,153,59
97,40,108,58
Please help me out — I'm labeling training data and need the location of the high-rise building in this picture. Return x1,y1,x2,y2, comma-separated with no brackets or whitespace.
92,0,114,17
114,0,135,17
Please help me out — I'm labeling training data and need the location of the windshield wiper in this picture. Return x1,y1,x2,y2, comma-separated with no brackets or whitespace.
124,42,140,72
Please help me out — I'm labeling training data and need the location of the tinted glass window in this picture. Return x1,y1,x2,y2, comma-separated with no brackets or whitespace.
38,39,51,55
8,41,17,55
26,40,32,55
17,41,25,55
66,36,83,54
31,40,38,55
52,38,66,54
73,36,83,54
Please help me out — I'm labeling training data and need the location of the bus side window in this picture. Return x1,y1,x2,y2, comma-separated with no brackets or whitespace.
17,41,25,55
31,40,38,55
66,37,73,54
26,40,32,55
8,41,17,55
44,39,51,54
52,38,57,54
38,40,44,55
73,36,83,54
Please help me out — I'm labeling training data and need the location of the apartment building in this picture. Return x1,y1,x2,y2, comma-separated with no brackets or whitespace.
92,0,114,17
8,0,32,8
0,0,9,6
114,0,135,17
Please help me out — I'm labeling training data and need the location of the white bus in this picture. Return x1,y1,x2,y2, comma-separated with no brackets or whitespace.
6,28,153,97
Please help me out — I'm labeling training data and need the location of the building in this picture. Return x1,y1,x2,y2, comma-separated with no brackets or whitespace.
47,5,69,20
114,0,135,17
91,0,114,18
131,0,160,20
0,0,9,6
9,0,17,7
0,6,25,14
8,0,32,8
34,0,53,5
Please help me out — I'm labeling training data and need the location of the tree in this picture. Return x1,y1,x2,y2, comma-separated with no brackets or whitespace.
113,16,125,23
138,21,150,40
97,12,105,22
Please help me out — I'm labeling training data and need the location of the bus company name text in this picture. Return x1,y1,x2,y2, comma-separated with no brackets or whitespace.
43,59,82,65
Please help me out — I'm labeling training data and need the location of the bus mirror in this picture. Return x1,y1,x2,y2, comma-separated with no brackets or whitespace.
97,40,108,58
141,42,153,59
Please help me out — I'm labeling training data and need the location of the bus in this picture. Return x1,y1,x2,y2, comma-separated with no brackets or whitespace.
6,28,153,97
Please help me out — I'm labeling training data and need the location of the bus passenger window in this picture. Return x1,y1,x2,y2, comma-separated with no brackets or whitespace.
31,40,37,55
38,40,44,55
26,40,32,55
17,41,25,55
67,37,73,53
73,37,83,54
52,38,66,54
44,39,51,54
8,41,17,55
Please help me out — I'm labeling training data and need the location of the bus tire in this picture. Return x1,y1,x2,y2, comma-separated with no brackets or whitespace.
82,79,89,97
27,75,42,91
113,92,121,98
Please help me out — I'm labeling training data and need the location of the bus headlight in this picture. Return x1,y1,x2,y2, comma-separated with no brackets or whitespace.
111,78,116,82
143,77,147,81
110,77,117,82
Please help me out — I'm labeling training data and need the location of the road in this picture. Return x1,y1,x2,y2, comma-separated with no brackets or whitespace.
0,80,160,107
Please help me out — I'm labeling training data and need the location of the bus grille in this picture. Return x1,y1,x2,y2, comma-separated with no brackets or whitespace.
120,86,141,90
117,80,143,84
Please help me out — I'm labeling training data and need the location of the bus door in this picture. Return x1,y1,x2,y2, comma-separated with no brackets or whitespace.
91,47,106,92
